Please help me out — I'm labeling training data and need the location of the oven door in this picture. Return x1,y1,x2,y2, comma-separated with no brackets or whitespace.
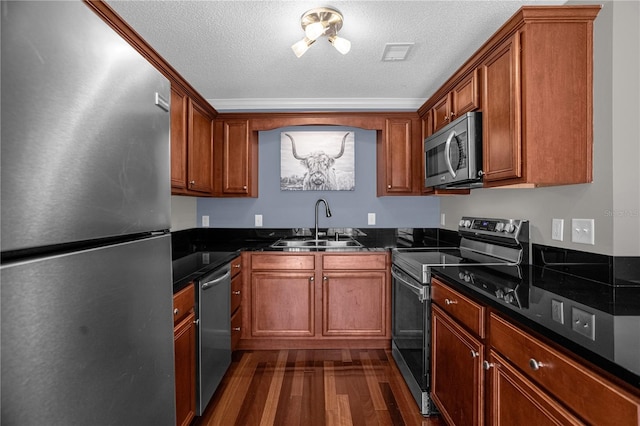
391,265,434,414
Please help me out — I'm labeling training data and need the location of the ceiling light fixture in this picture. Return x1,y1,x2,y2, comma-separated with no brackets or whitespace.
292,7,351,58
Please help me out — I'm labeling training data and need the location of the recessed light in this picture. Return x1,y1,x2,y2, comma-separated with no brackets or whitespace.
381,43,414,62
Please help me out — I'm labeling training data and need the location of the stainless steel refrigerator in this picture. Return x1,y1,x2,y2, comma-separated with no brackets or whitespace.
1,2,176,424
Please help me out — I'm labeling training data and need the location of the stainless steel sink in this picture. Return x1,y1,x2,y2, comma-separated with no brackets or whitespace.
270,238,363,249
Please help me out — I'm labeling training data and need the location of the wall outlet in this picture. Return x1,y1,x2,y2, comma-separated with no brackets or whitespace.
202,215,209,227
552,218,564,241
551,299,564,324
441,213,446,226
368,213,376,225
255,214,263,227
571,219,595,245
571,306,595,340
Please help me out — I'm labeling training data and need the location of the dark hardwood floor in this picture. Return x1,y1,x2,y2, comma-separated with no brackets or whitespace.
195,349,444,426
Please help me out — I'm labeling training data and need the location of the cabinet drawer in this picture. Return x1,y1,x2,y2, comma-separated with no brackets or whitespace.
322,253,387,270
173,283,194,325
432,278,485,337
490,313,640,426
230,255,242,277
231,272,242,315
231,308,242,352
251,253,315,270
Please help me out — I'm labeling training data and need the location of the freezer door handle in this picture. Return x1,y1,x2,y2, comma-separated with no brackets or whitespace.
201,270,231,290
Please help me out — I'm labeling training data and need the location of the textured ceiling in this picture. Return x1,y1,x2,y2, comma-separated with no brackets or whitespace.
106,0,564,112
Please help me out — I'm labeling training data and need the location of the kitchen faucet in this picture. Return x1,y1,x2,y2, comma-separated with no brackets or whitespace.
314,198,332,241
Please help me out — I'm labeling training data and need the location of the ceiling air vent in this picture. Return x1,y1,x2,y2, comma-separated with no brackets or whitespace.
381,43,414,62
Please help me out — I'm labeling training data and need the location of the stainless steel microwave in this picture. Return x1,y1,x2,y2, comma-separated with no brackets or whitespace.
424,111,483,188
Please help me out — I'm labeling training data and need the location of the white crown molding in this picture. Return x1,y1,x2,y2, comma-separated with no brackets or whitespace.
208,97,425,112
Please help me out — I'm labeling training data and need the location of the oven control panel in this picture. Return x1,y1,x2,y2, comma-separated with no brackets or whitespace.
458,217,528,241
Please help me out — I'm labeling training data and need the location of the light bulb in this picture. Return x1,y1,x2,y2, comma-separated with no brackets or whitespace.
329,36,351,55
304,22,325,41
292,38,314,58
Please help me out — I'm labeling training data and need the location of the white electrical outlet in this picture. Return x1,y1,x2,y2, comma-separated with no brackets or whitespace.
571,219,595,245
441,213,446,226
202,215,209,227
551,299,564,324
552,218,564,241
368,213,376,225
255,214,263,227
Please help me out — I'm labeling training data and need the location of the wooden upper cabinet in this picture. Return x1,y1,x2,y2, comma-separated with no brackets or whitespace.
481,7,599,187
171,83,215,196
213,119,258,197
170,87,188,190
431,69,480,133
378,116,420,196
481,34,522,183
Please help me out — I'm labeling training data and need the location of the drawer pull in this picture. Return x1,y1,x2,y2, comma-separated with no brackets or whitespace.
173,308,179,316
470,350,480,358
232,327,241,332
233,264,241,269
483,361,494,370
529,358,544,371
445,298,458,305
232,290,241,295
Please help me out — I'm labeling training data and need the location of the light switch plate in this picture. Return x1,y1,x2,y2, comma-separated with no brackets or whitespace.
255,214,263,227
441,213,446,226
571,219,595,245
202,215,209,227
368,213,376,225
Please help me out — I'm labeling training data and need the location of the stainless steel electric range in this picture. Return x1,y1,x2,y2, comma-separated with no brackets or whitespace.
390,217,530,415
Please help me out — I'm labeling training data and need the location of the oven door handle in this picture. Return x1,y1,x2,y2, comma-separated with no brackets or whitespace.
391,266,428,302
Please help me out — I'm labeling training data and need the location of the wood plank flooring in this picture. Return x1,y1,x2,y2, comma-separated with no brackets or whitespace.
195,349,444,426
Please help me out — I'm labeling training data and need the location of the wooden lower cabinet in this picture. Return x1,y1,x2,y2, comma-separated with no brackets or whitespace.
246,252,390,347
431,304,485,426
173,284,196,426
486,350,583,425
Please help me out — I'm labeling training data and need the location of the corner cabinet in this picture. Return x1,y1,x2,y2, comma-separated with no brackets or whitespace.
377,115,421,196
171,84,215,195
480,7,599,188
213,119,258,197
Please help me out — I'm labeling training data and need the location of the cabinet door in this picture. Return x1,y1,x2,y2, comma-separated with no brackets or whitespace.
221,119,250,195
487,350,583,425
322,271,387,337
174,311,196,426
481,34,522,183
432,93,452,131
432,304,484,426
187,100,213,194
170,87,188,190
251,271,315,337
452,69,480,118
381,118,414,194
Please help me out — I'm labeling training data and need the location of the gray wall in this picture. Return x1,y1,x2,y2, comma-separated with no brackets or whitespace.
196,126,441,229
440,1,640,256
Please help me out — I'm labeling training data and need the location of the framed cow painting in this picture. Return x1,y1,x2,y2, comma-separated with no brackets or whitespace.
280,131,355,191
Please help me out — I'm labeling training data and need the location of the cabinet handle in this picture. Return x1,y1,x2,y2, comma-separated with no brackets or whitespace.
470,350,479,358
483,360,494,370
323,276,328,281
388,184,392,189
529,358,544,371
173,308,179,316
309,276,315,282
450,112,455,118
233,264,241,269
232,327,241,332
232,290,241,295
189,180,195,187
445,298,458,305
243,185,247,190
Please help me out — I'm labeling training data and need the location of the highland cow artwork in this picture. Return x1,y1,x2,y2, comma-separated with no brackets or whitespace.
280,131,355,191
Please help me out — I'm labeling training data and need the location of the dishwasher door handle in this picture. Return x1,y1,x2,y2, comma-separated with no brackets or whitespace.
201,270,231,290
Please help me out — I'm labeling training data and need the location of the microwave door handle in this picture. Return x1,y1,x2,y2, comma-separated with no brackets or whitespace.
444,130,457,178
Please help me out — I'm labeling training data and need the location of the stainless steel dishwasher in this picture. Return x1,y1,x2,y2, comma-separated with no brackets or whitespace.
195,262,231,415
